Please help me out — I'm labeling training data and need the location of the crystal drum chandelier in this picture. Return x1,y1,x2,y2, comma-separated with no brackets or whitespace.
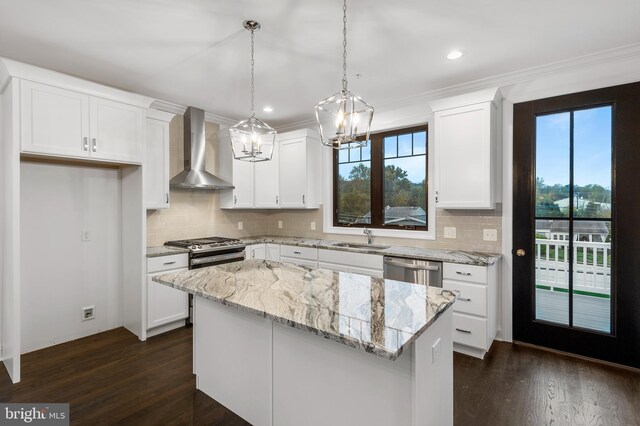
314,0,374,150
229,20,276,162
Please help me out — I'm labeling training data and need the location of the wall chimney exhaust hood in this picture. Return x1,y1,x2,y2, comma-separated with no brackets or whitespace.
170,107,234,190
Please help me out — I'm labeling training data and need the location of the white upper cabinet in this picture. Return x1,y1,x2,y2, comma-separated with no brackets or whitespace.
144,110,174,210
278,129,321,209
220,128,321,209
431,88,501,210
254,141,279,208
19,79,146,165
231,157,255,208
89,97,144,163
20,80,90,158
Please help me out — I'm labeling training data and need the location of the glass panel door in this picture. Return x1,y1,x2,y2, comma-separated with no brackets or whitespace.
534,106,612,333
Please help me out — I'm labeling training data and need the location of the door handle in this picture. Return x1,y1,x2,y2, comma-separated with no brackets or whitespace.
452,290,471,302
92,138,97,152
456,271,472,276
455,328,472,334
83,137,88,151
516,249,526,257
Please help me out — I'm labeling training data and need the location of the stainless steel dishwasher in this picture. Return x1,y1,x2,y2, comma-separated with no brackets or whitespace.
383,256,442,287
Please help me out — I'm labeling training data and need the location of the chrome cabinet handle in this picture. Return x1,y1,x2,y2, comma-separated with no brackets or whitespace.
452,290,471,302
92,138,97,152
293,251,302,255
302,194,305,204
234,195,237,205
83,137,88,151
455,328,472,334
163,261,176,265
435,190,439,203
456,271,472,276
166,193,169,204
276,195,278,204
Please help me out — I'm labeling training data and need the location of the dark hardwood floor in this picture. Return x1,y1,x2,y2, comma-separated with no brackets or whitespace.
0,327,638,426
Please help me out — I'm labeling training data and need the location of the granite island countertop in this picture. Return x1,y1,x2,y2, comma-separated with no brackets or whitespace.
153,259,456,360
241,236,501,266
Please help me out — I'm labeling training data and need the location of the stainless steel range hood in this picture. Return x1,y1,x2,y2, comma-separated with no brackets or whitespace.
169,106,234,190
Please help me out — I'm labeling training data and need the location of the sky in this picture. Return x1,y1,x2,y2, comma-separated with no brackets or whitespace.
536,105,612,188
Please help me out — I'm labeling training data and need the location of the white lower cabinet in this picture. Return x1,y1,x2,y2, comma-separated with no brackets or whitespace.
279,245,318,269
318,249,383,278
443,261,498,359
146,254,189,336
246,244,266,260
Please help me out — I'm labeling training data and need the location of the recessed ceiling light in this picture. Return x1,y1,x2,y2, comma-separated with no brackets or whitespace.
447,50,464,60
263,106,273,113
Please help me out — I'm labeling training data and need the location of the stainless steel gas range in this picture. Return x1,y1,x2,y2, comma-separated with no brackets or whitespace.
164,236,247,324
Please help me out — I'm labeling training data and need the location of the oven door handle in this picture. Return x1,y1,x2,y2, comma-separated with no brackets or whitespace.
191,251,246,266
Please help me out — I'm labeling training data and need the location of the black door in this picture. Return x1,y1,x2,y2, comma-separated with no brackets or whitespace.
513,82,640,368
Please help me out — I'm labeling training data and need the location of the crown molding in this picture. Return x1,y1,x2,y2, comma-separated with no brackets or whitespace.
150,99,237,126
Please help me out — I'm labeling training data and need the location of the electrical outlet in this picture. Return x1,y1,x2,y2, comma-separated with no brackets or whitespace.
444,227,457,239
310,221,316,231
483,229,498,241
81,305,95,321
432,338,442,363
278,220,283,229
81,230,91,242
238,221,243,230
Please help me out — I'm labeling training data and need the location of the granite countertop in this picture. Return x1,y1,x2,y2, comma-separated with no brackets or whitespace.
153,259,456,361
146,246,190,258
242,236,501,266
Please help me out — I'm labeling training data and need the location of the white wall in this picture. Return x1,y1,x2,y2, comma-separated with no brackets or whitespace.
20,161,122,353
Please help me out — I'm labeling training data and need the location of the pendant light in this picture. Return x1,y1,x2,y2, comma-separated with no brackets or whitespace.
314,0,374,150
229,20,276,162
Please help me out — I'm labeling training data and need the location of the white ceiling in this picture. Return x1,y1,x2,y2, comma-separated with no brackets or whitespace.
1,0,639,127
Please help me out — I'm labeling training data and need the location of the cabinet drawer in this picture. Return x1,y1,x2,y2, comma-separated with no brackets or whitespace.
280,245,317,260
443,263,487,284
147,254,189,273
452,313,488,350
443,280,487,317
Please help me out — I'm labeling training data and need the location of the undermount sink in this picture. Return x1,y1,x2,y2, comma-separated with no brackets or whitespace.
332,242,390,250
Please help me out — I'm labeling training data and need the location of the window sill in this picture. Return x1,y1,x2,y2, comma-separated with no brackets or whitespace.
323,225,435,240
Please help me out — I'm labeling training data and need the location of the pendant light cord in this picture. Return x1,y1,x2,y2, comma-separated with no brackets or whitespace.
342,0,348,91
250,27,256,117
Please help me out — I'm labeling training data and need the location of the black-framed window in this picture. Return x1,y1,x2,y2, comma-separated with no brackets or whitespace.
333,125,428,230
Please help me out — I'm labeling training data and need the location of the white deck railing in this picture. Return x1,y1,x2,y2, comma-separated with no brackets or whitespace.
535,239,611,296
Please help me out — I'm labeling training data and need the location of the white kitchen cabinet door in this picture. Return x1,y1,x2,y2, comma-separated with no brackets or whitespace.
247,244,266,260
279,137,308,208
349,266,383,278
144,117,170,209
147,270,189,329
434,101,496,209
20,80,90,158
254,141,279,208
318,261,349,273
232,158,254,208
89,97,144,164
266,244,280,262
281,257,318,269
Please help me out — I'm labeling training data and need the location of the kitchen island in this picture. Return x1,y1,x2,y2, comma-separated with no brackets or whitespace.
153,259,456,426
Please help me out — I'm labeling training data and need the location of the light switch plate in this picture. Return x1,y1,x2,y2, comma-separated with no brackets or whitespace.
483,228,498,241
278,220,283,229
310,221,316,231
238,221,243,230
444,227,456,239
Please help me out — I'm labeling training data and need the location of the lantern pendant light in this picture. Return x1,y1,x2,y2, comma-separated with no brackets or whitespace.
314,0,374,150
229,20,276,162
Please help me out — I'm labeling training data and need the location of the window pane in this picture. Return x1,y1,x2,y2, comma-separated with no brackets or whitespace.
350,146,361,162
535,219,569,325
361,142,371,161
337,161,371,225
338,149,349,163
398,133,412,156
573,106,612,219
384,136,397,158
413,131,426,155
536,112,570,218
383,156,426,226
572,220,611,333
